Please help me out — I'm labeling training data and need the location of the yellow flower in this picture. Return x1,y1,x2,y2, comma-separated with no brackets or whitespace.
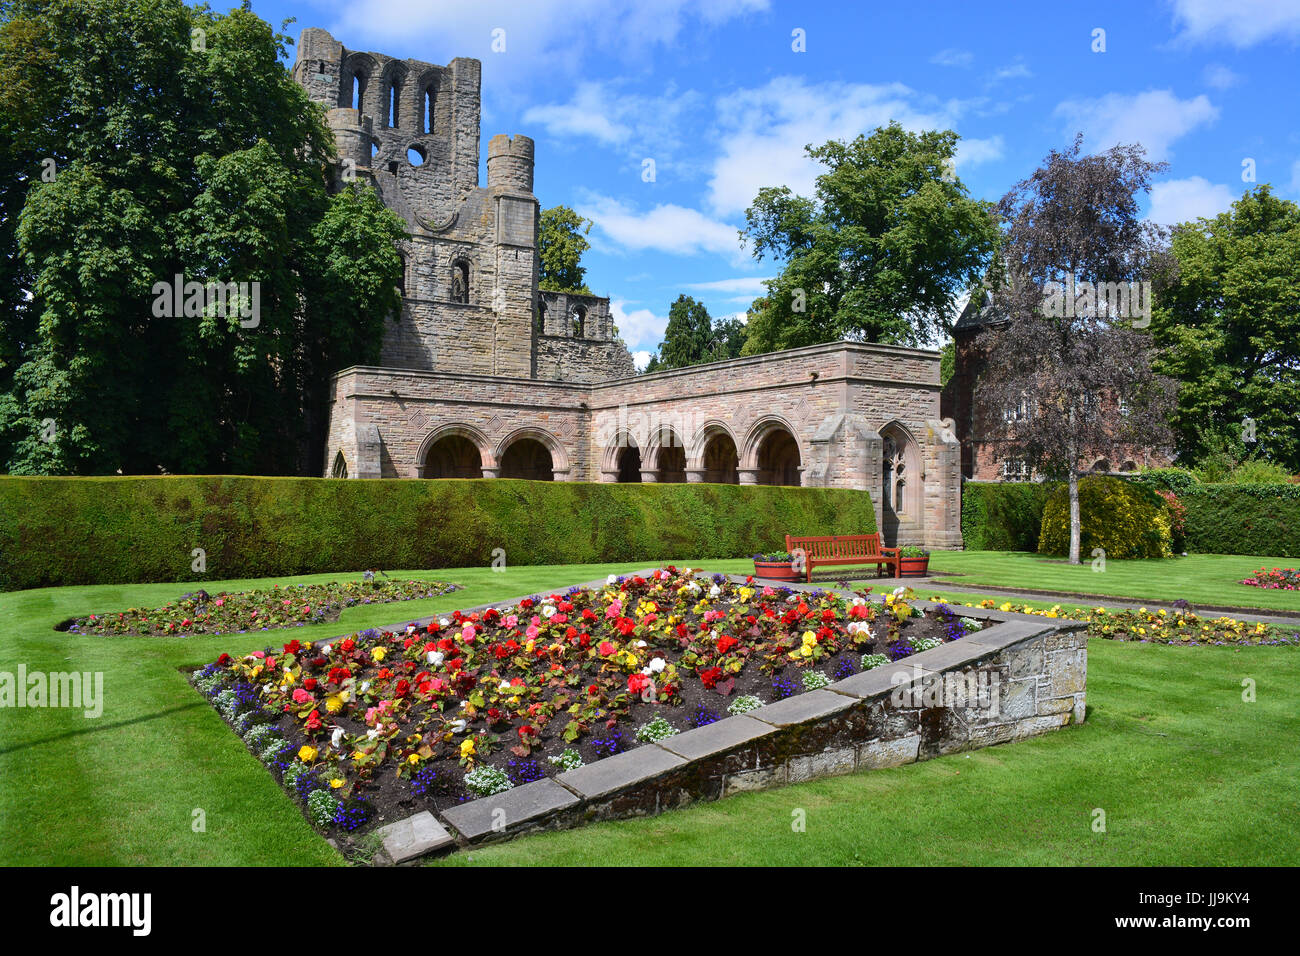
801,630,817,646
407,754,421,765
371,646,387,662
298,745,318,763
329,778,344,789
325,694,344,714
1000,602,1013,612
460,738,476,758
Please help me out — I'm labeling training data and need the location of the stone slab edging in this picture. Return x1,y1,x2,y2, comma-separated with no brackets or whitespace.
355,568,1088,862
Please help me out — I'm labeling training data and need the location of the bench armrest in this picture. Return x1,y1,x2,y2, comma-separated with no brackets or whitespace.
881,547,900,556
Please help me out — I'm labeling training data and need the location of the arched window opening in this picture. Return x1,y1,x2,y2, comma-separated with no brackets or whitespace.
701,432,739,484
883,437,906,513
756,428,801,486
655,432,687,483
350,73,364,110
331,452,348,479
423,87,435,134
499,438,554,481
423,434,482,479
537,298,548,333
570,304,586,338
617,446,642,483
387,81,399,127
451,260,470,304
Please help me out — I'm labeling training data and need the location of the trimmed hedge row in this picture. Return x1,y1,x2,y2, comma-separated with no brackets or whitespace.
1179,484,1300,559
960,477,1299,558
960,481,1056,552
0,476,878,591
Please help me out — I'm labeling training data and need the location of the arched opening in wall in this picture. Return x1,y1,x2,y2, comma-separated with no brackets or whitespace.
655,431,687,483
537,298,547,333
756,428,801,486
880,425,920,546
1119,460,1136,473
396,252,406,296
387,81,400,127
349,73,365,110
331,452,348,479
423,87,435,134
423,434,482,479
570,304,586,338
499,438,554,481
616,446,642,483
451,259,470,304
370,140,379,162
702,432,739,484
1092,459,1111,473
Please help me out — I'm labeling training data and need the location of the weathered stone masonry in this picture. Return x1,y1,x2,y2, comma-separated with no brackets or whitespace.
297,28,963,548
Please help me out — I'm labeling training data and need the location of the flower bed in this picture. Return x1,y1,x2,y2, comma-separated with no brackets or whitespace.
1239,567,1300,591
192,567,991,851
62,578,460,636
940,596,1298,647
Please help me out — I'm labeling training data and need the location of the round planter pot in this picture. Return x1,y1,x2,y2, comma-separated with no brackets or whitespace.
898,556,929,577
753,561,800,582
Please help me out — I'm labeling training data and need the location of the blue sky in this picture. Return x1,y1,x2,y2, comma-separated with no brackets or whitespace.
255,0,1300,364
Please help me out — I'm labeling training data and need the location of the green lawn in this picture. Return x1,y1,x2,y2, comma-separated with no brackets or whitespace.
2,557,1297,866
925,551,1300,614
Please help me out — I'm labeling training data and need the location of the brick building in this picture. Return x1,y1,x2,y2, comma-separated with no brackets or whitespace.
294,28,963,548
940,292,1170,481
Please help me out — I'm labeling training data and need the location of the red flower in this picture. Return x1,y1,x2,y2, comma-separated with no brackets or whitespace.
394,679,411,698
628,673,652,695
599,641,616,656
216,653,232,666
700,667,724,689
283,640,302,655
305,709,322,730
303,678,318,691
587,684,600,695
716,634,739,654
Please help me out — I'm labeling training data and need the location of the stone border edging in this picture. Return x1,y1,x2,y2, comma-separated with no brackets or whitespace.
370,569,1090,863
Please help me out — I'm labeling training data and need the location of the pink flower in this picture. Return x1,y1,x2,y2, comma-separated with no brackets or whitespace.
605,601,622,619
525,624,540,641
292,688,312,704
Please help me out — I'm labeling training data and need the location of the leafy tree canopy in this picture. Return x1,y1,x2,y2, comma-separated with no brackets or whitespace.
1150,185,1300,473
538,205,592,295
739,122,999,354
0,0,406,475
644,295,747,372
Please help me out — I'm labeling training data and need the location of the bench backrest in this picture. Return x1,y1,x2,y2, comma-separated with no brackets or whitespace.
786,533,884,560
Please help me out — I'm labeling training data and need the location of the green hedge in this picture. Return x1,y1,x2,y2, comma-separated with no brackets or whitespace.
1179,484,1300,558
960,481,1055,552
0,476,878,591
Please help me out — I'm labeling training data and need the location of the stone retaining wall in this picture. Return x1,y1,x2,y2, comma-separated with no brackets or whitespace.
372,575,1089,864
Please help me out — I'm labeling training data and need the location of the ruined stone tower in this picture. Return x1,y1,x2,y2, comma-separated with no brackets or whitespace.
292,27,634,381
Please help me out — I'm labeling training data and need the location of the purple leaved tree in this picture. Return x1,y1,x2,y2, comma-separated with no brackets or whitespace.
973,136,1178,564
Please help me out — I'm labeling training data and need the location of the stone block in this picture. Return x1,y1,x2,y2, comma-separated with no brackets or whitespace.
828,661,933,701
747,689,857,727
556,744,686,800
376,811,454,862
856,734,920,769
440,778,579,841
787,747,857,783
655,715,775,762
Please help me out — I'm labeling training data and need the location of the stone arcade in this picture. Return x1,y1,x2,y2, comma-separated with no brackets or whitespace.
294,28,963,548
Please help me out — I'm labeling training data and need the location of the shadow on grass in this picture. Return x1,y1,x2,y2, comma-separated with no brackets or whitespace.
0,700,206,756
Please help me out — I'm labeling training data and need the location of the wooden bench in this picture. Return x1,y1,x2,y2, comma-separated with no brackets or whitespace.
785,533,900,583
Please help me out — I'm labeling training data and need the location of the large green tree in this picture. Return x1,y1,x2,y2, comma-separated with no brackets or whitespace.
538,205,593,294
740,122,1000,353
0,0,406,475
1151,186,1300,472
644,295,746,371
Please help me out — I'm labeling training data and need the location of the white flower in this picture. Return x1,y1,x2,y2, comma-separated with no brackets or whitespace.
893,586,907,596
541,604,557,618
635,640,647,648
641,666,653,676
709,584,722,598
439,617,450,627
366,727,380,740
648,657,666,674
450,718,467,733
607,574,619,585
331,728,344,749
320,644,331,655
499,681,512,692
426,650,444,666
360,681,370,693
406,624,416,634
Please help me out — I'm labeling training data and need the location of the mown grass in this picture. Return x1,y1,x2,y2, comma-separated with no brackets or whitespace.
2,555,1296,866
925,551,1300,614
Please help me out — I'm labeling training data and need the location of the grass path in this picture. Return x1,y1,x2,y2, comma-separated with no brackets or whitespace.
2,556,1297,866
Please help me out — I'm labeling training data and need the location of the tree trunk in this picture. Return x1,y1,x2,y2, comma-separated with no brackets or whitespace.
1068,467,1081,565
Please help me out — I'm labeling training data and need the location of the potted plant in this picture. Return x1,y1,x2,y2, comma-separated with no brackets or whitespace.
752,551,801,582
898,546,930,577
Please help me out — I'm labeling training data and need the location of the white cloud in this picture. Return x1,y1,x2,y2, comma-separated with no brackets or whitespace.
1202,63,1242,89
610,300,668,352
631,350,652,371
578,195,743,260
930,48,973,67
1054,89,1218,161
991,61,1033,82
1168,0,1300,47
325,0,771,72
1146,176,1236,225
522,84,634,145
683,276,773,295
706,76,963,216
955,135,1004,168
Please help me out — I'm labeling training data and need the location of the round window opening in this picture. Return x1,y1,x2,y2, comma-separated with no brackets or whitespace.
407,145,426,167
